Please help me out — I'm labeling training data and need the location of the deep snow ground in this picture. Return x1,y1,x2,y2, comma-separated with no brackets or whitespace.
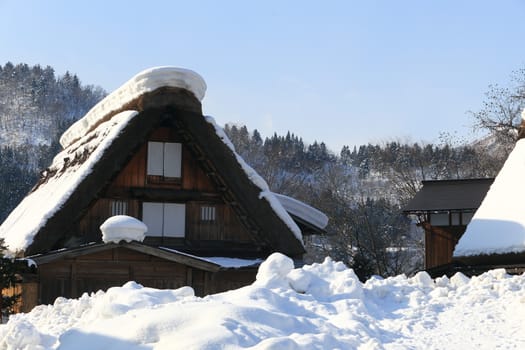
0,253,524,350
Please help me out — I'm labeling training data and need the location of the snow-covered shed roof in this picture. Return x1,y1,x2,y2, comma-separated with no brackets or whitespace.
454,139,525,258
29,241,262,270
273,193,328,232
0,67,309,256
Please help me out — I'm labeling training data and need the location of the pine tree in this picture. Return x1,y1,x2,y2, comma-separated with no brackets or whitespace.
0,239,19,321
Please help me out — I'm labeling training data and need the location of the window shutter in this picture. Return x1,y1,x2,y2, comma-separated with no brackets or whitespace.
142,202,164,236
163,203,186,237
163,142,182,178
147,142,164,176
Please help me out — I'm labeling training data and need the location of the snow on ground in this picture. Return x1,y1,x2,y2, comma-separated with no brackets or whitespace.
455,138,525,257
1,253,524,350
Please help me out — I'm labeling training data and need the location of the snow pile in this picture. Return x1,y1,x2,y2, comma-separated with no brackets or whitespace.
1,253,524,349
60,67,206,148
0,111,139,253
100,215,147,244
454,139,525,257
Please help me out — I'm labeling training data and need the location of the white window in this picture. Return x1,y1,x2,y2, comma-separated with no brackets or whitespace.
142,202,186,237
110,200,128,216
147,142,182,178
200,206,216,221
430,212,449,226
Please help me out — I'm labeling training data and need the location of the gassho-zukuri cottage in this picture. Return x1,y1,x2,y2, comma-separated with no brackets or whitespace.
0,67,328,312
405,121,525,276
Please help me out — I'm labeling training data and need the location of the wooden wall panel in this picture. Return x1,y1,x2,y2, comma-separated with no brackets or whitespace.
185,203,254,243
424,225,466,269
73,125,259,254
38,247,195,304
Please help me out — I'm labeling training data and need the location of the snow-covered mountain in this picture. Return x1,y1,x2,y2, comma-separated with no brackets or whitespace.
0,62,105,150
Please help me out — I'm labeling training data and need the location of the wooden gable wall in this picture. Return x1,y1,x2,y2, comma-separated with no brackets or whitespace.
74,126,260,256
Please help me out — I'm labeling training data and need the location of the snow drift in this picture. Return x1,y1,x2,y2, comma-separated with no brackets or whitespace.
1,253,524,349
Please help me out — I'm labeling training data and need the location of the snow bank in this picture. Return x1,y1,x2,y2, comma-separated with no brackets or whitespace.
60,67,206,148
0,111,139,253
2,253,524,349
100,215,147,244
454,139,525,256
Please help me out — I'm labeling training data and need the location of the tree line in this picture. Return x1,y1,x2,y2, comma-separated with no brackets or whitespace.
0,62,106,221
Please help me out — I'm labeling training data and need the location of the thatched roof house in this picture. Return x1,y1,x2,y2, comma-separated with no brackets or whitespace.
0,67,328,310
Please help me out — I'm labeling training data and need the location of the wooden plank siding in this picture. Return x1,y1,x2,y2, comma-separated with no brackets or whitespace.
422,223,466,269
36,246,257,306
70,126,257,252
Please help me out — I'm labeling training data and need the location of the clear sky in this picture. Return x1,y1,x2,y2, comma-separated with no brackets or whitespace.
1,0,525,152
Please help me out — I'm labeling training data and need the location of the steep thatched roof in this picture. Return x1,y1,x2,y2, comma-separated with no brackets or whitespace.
0,67,311,257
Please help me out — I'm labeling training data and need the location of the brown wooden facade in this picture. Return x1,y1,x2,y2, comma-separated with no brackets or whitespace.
420,222,466,269
32,244,257,305
73,126,258,256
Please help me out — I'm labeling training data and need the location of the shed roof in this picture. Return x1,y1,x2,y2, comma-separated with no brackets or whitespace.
29,242,222,271
403,178,494,213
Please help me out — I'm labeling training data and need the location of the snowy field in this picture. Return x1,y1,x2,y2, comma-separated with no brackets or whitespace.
1,253,524,350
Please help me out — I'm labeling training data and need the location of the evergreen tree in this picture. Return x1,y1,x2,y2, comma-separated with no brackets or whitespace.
0,239,20,320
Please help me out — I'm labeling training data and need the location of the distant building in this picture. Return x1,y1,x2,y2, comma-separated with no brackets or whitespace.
403,178,493,274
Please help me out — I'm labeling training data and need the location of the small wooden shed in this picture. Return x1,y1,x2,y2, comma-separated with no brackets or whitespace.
403,178,493,270
30,242,260,304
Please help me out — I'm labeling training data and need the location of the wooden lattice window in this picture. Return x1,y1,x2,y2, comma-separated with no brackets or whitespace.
110,200,128,216
200,206,216,222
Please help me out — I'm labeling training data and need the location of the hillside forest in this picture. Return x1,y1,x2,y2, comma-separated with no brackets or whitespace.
0,62,523,280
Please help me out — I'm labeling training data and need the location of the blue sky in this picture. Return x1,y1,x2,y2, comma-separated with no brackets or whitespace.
1,1,525,152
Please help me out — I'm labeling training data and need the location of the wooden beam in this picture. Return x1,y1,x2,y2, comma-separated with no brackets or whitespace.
128,188,222,202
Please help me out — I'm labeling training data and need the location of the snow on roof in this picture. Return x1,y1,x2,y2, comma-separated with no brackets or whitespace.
454,139,525,257
204,115,304,244
159,247,262,269
273,193,328,230
60,67,206,148
100,215,147,244
0,111,139,253
0,67,305,253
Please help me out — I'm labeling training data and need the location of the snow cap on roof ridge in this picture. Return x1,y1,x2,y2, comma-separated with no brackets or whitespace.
60,66,206,148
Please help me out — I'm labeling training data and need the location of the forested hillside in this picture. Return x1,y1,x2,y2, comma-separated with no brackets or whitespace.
0,62,106,220
1,62,521,279
223,124,507,278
